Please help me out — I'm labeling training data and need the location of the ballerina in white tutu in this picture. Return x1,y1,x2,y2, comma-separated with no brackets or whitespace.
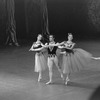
29,34,47,82
59,33,99,85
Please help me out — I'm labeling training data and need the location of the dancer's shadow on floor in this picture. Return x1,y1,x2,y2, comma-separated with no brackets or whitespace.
48,80,97,89
67,81,97,89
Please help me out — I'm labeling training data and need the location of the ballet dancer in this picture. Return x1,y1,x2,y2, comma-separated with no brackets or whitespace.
29,34,47,82
45,35,64,84
60,33,99,85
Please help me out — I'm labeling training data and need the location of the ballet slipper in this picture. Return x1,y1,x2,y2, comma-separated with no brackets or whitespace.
38,76,42,82
65,78,70,85
46,81,53,85
61,74,64,80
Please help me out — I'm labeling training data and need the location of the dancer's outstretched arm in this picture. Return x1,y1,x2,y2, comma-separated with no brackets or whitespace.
29,43,35,51
91,57,100,60
47,42,64,47
29,46,45,51
67,43,75,49
60,51,66,55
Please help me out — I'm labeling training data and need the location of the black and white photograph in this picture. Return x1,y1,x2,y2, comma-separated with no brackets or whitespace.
0,0,100,100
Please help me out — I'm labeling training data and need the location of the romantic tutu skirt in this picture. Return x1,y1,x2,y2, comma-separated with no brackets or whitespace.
34,52,47,72
62,48,92,74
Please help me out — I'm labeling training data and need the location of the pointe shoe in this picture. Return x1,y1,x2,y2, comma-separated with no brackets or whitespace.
38,77,42,82
9,43,13,46
65,78,70,85
46,81,53,85
15,43,20,46
61,74,64,80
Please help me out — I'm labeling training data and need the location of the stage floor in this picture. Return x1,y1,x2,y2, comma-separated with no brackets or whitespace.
0,41,100,100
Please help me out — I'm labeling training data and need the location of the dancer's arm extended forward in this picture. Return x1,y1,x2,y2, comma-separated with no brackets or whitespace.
67,43,75,49
29,46,45,51
29,42,45,51
91,57,100,60
46,42,65,47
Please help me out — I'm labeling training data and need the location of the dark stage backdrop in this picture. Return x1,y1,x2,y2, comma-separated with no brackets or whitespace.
0,0,100,44
0,0,7,44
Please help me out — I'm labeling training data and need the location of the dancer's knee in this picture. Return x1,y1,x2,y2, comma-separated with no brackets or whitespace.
48,65,52,71
56,64,61,70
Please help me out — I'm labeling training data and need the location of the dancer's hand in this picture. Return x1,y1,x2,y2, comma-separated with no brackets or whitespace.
92,57,100,60
44,45,49,48
45,43,48,45
29,49,32,51
44,43,49,48
29,49,36,51
60,51,66,55
58,45,65,49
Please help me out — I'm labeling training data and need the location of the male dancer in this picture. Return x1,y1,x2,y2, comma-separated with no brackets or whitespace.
46,35,64,84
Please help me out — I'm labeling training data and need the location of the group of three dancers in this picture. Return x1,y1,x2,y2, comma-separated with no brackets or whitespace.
29,33,100,85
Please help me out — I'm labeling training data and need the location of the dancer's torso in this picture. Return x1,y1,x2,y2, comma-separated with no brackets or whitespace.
63,41,74,54
47,42,58,57
33,41,43,53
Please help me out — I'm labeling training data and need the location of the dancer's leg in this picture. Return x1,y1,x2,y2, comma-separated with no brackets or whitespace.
46,58,53,84
38,71,42,82
54,56,64,80
65,73,70,85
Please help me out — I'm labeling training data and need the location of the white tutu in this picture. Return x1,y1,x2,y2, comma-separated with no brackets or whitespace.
34,52,47,72
62,48,92,74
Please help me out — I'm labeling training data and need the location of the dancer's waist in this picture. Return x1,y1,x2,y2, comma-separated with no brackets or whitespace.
36,52,43,55
48,54,56,57
65,49,73,53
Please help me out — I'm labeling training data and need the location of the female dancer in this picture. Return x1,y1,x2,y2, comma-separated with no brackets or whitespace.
60,33,99,85
29,34,47,82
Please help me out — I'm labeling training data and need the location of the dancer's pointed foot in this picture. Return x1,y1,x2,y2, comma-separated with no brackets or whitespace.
65,78,70,85
9,43,13,46
61,74,64,80
15,43,20,46
46,81,53,85
38,77,42,82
